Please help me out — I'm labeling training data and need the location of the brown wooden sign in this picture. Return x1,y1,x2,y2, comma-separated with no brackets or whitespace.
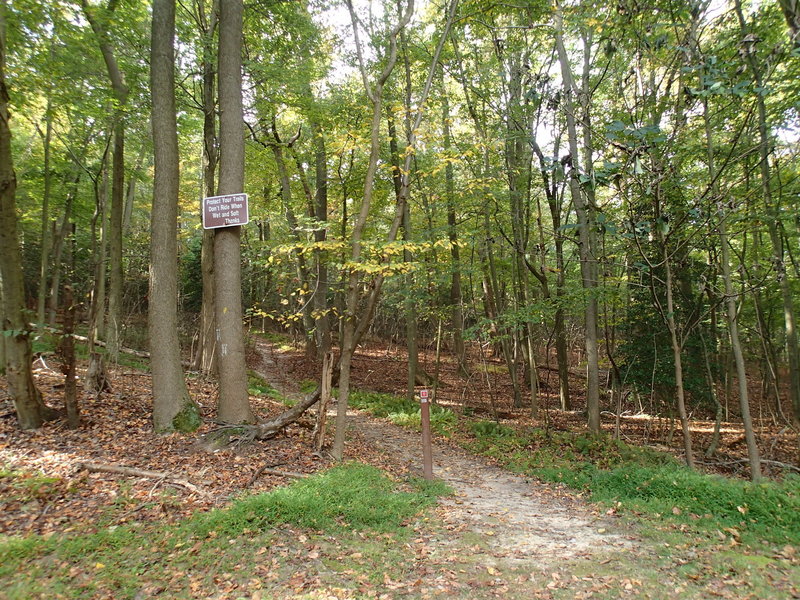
202,193,249,229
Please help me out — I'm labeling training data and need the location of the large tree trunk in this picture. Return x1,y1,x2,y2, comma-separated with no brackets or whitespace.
215,0,253,424
150,0,201,433
0,11,48,428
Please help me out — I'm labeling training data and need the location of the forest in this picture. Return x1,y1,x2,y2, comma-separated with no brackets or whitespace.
1,0,800,598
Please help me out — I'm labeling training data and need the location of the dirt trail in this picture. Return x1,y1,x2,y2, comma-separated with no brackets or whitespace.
348,413,631,569
255,341,633,576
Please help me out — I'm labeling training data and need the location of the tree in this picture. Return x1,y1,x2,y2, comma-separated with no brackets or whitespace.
150,0,201,433
332,0,416,460
81,0,129,364
190,0,219,379
554,0,600,433
0,1,49,429
214,0,253,424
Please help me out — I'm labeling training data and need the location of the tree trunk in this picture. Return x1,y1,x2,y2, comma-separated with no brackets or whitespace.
662,251,695,469
48,166,81,327
332,0,416,461
734,0,800,425
61,284,79,429
332,0,454,459
36,99,53,327
441,74,468,377
312,120,331,358
555,2,600,432
215,0,253,424
263,121,315,356
193,0,219,378
698,69,761,478
0,12,47,428
82,0,129,365
387,106,418,400
150,0,201,433
85,156,111,395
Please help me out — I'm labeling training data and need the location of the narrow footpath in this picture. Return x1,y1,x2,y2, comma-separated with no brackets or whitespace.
256,340,636,598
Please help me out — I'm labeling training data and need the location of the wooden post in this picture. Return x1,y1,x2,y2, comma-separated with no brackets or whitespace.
313,351,334,453
61,284,79,429
420,389,433,480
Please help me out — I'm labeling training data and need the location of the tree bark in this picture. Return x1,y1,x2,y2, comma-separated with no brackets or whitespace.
215,0,253,424
150,0,200,433
0,9,47,428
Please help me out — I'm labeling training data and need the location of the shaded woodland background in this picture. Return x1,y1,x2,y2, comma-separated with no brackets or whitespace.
1,0,800,480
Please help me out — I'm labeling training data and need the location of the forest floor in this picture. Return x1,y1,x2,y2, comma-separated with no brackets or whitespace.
1,332,799,598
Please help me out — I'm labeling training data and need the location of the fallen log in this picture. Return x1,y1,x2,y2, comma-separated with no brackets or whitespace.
199,386,324,450
76,461,210,498
69,334,150,359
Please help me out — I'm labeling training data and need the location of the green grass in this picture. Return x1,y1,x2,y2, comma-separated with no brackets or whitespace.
0,463,448,599
350,390,457,436
191,462,442,536
299,379,318,394
247,371,294,406
462,421,800,547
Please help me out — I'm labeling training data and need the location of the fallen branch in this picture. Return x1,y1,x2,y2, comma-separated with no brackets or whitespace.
246,463,307,487
69,334,151,359
200,371,340,450
76,461,210,498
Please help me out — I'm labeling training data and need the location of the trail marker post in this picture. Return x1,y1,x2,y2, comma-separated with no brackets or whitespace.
419,389,433,480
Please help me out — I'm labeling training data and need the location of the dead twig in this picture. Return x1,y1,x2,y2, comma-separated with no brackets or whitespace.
245,462,284,488
76,461,211,498
246,464,307,487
